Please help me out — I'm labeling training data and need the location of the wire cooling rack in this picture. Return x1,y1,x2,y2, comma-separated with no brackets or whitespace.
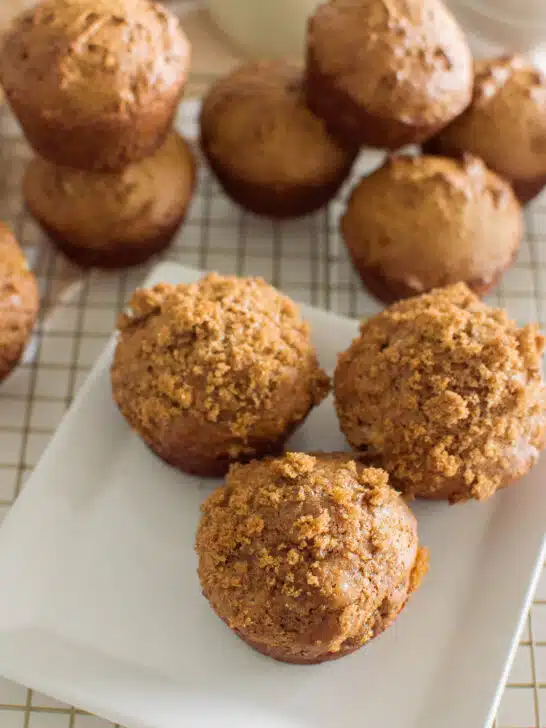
0,90,546,728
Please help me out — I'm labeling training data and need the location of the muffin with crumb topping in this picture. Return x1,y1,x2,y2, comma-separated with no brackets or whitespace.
111,274,330,476
334,284,546,503
196,452,428,664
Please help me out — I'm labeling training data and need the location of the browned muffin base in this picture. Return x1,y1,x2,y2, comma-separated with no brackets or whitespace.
347,254,513,305
226,583,412,665
202,137,353,219
511,174,546,206
31,216,184,270
5,88,183,172
306,50,445,150
140,415,307,478
233,629,362,665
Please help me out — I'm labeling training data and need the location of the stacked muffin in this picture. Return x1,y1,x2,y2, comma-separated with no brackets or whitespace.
0,0,195,268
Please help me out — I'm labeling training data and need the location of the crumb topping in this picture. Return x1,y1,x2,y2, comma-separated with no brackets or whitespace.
196,452,426,658
335,283,546,502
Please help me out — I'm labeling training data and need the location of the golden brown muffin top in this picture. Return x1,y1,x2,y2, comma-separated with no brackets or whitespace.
200,60,356,186
308,0,472,127
23,132,195,249
0,0,190,118
334,284,546,503
429,55,546,179
0,223,38,313
341,154,522,294
196,452,427,655
0,223,39,374
112,275,329,441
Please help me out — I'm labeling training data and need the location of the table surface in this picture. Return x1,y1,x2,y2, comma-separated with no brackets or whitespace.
1,3,546,728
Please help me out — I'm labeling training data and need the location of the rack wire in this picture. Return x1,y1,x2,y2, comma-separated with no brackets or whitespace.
0,92,545,728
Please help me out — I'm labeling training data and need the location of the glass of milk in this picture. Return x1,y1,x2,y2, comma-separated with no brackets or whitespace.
204,0,322,61
205,0,546,64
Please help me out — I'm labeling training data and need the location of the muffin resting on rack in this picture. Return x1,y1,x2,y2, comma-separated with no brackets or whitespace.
424,55,546,204
0,0,191,171
341,154,522,303
306,0,473,149
23,132,196,269
200,60,357,218
111,274,330,476
196,452,428,664
334,284,546,503
0,223,39,382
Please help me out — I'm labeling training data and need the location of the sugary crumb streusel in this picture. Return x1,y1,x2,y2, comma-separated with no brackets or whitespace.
196,452,427,663
335,283,546,503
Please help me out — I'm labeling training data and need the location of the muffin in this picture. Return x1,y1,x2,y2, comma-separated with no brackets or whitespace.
306,0,473,149
111,275,330,476
424,55,546,204
341,154,522,303
196,452,428,664
23,132,195,269
334,284,546,503
0,224,39,381
200,60,357,218
0,0,190,171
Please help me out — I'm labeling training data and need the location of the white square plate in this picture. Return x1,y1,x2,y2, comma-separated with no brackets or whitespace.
0,261,544,728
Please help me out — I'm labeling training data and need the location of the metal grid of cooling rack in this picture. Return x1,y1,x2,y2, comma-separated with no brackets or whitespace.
0,94,546,728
